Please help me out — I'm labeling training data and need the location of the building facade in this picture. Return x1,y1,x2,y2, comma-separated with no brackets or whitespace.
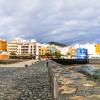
77,48,88,59
17,39,37,56
40,44,50,56
0,39,7,51
7,38,43,60
7,38,100,59
49,45,61,54
79,43,96,58
0,51,9,60
7,38,24,55
69,47,77,58
60,47,70,58
96,44,100,54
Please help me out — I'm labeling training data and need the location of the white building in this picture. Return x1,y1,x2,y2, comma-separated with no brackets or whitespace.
7,38,24,55
60,47,69,55
60,46,70,58
79,43,96,59
69,43,97,59
8,38,41,60
17,39,37,56
35,43,43,60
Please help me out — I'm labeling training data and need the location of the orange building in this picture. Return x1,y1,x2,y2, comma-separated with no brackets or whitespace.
69,47,77,57
0,39,9,60
96,44,100,54
40,46,50,56
0,39,7,51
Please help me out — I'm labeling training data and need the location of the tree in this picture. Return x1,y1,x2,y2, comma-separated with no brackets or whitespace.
45,52,52,56
10,52,16,56
54,51,61,58
66,52,70,57
29,54,33,59
44,51,61,58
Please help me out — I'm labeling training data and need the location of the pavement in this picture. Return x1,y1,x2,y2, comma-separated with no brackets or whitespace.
0,61,53,100
0,60,36,67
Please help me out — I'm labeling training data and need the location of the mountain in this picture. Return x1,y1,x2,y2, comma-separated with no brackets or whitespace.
48,41,66,47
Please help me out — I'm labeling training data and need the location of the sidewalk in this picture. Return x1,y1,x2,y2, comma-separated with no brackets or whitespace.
0,60,36,67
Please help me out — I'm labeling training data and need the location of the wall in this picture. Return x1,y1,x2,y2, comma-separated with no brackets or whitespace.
0,54,9,60
52,59,88,65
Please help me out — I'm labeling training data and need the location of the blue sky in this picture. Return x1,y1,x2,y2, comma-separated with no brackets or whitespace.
0,0,100,44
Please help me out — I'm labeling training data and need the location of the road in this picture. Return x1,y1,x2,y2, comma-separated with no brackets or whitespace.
0,61,53,100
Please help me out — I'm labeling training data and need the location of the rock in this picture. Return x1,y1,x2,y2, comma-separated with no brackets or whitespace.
25,64,28,67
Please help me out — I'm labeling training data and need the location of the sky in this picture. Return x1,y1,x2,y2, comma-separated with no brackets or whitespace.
0,0,100,44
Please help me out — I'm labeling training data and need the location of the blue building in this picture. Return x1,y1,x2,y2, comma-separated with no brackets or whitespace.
77,48,88,59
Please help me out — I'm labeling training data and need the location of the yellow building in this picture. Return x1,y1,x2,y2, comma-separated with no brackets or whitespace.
0,39,7,51
40,45,50,56
96,44,100,54
69,47,77,57
40,44,61,59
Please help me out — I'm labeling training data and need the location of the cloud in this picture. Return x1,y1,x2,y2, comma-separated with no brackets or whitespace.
0,0,100,43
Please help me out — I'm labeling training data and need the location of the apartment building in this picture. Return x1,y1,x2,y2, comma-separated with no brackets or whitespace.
0,39,7,51
7,38,42,60
49,44,61,54
60,46,70,58
17,39,37,56
67,44,83,59
40,44,50,56
35,43,43,60
69,47,77,58
7,38,23,55
0,39,9,59
70,43,97,59
79,43,96,58
96,44,100,54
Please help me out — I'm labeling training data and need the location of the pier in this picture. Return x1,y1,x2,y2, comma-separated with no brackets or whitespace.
48,59,100,100
0,59,99,100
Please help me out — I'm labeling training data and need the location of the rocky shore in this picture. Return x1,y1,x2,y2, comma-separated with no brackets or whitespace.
0,61,53,100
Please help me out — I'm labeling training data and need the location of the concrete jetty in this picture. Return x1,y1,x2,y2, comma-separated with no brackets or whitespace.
48,60,100,100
